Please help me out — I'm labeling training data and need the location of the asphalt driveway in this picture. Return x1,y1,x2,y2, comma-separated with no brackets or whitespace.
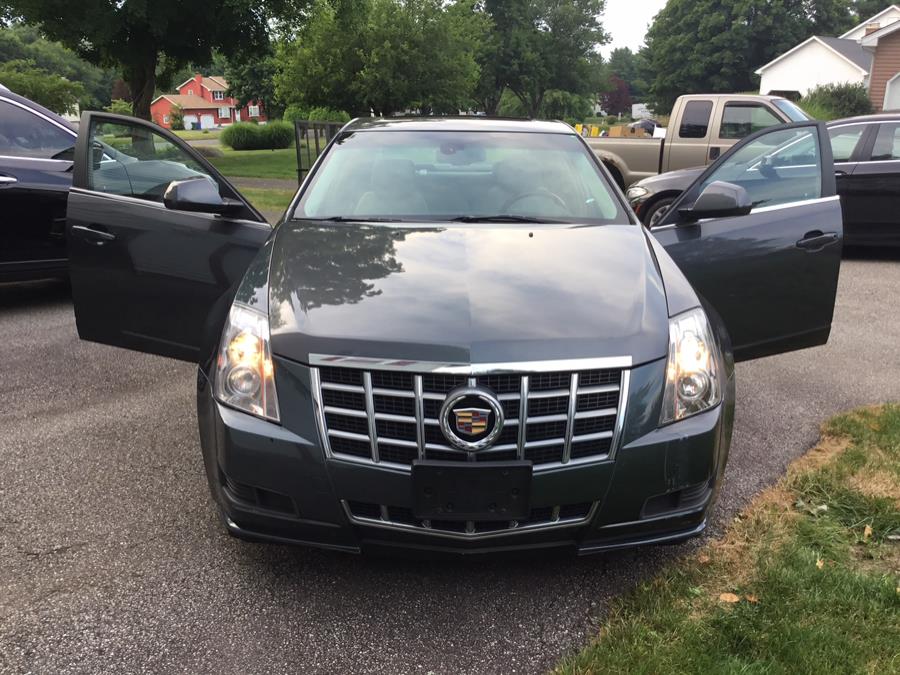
1,250,898,674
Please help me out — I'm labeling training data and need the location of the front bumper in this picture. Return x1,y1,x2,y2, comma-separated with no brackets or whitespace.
197,358,734,556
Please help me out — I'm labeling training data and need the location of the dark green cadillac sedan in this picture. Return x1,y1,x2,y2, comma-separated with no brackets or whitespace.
65,115,842,554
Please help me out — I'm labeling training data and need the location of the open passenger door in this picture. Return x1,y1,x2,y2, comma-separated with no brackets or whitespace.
66,112,273,362
652,121,842,362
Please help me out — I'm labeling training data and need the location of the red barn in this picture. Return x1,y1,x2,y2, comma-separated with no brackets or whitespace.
150,74,267,129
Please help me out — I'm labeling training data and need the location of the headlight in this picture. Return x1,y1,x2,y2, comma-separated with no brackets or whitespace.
214,303,280,422
660,307,722,425
626,186,649,201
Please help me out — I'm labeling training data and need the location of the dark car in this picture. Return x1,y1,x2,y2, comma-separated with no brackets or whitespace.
65,113,841,555
627,114,900,246
0,88,78,282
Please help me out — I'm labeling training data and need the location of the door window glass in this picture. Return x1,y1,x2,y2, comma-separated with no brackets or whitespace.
693,126,822,210
719,104,782,139
869,123,900,161
0,100,76,160
828,124,866,162
679,101,713,139
88,119,216,202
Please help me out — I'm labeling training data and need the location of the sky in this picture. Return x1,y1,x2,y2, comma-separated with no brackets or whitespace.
599,0,668,57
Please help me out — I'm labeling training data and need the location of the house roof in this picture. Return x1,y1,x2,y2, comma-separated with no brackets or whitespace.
174,75,229,92
840,4,900,39
150,94,220,110
860,18,900,47
755,36,872,75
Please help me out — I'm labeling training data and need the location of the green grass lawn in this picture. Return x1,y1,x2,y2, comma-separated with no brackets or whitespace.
239,187,296,214
172,129,222,141
207,147,302,181
558,405,900,675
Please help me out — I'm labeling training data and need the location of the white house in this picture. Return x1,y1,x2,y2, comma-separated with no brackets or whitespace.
755,5,900,101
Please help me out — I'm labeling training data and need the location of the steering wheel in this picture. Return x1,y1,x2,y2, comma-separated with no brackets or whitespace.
501,190,570,215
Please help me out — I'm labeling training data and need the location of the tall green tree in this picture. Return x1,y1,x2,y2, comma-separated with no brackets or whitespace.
641,0,854,114
3,0,305,119
0,59,83,113
276,0,487,116
477,0,608,117
607,46,649,100
225,52,281,118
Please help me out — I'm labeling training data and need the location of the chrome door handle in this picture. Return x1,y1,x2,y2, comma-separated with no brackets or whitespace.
71,224,117,243
0,175,17,185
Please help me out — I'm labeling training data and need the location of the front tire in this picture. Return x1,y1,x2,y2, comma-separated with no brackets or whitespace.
644,197,675,227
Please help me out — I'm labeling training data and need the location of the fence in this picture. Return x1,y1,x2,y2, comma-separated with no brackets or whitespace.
293,120,345,185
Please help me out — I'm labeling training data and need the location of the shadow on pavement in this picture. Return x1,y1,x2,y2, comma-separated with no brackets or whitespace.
0,278,72,310
843,245,900,262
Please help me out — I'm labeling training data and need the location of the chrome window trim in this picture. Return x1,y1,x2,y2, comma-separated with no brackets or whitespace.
651,195,841,232
0,95,78,137
341,500,598,540
309,353,632,373
310,356,632,472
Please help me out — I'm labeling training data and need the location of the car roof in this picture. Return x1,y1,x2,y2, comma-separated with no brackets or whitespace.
0,88,77,134
829,113,900,125
343,117,576,134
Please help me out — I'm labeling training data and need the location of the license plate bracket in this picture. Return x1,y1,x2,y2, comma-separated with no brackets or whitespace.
411,460,532,521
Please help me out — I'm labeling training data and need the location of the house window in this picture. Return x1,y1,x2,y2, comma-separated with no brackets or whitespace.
163,115,170,124
187,89,193,96
214,91,224,101
248,105,260,118
219,107,231,119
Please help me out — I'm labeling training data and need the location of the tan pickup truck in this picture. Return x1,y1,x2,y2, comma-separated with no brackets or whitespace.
588,94,810,188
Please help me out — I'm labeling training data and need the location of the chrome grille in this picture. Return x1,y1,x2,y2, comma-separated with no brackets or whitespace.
344,500,597,539
310,355,630,470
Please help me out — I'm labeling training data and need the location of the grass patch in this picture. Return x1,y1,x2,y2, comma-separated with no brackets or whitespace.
172,129,222,141
207,147,302,181
557,405,900,675
239,187,295,214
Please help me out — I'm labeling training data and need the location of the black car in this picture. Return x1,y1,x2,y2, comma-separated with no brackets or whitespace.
627,114,900,246
0,88,77,282
65,113,841,555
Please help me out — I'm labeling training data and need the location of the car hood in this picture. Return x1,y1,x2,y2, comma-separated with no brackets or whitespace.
634,165,705,191
267,222,669,366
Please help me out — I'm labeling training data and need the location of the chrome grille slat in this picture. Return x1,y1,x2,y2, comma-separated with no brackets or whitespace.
314,358,629,470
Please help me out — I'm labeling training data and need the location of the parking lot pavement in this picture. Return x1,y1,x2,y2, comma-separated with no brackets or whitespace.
1,251,898,674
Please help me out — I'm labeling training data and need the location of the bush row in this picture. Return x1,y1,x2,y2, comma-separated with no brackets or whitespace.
801,83,872,121
283,104,352,123
220,121,294,150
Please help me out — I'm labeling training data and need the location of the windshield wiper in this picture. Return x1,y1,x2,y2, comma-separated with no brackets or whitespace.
294,216,403,223
450,215,562,223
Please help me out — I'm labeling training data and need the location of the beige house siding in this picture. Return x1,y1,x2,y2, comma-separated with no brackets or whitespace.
870,30,900,110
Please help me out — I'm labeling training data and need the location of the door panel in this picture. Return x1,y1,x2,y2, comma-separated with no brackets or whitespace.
67,112,272,361
653,122,842,362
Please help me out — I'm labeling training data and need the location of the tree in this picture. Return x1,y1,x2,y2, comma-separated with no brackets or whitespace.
104,99,132,115
641,0,846,114
276,0,487,116
225,52,281,118
600,74,631,115
3,1,304,119
0,23,115,110
0,59,83,113
482,0,609,117
607,47,649,100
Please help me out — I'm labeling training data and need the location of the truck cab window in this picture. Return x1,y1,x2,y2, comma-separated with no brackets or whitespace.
720,104,781,140
678,101,713,139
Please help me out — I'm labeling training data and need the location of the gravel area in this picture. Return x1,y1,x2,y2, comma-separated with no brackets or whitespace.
1,250,898,674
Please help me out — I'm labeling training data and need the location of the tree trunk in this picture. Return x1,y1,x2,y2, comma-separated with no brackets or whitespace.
126,53,158,121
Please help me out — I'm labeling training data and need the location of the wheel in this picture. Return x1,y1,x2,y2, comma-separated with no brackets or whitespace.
644,197,675,227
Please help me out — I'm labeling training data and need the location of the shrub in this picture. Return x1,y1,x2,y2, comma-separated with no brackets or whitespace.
307,106,351,122
802,83,872,120
104,99,133,116
263,120,295,148
283,104,309,123
169,105,185,130
221,121,295,150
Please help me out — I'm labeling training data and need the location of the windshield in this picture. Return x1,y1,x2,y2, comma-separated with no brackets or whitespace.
292,130,628,224
772,99,812,122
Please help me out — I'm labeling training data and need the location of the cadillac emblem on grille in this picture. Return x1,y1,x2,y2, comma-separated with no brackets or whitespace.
439,386,504,452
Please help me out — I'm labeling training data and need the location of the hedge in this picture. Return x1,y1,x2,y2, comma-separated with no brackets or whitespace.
801,83,873,121
221,121,295,150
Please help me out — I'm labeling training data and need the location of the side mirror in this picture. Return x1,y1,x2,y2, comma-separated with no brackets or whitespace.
678,181,752,222
163,177,237,214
